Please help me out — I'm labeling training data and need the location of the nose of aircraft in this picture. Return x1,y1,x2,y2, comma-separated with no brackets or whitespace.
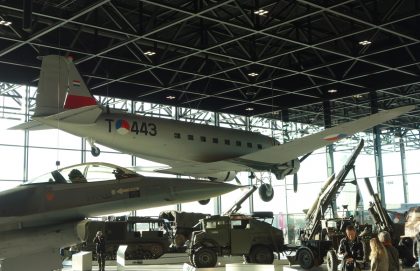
174,179,239,200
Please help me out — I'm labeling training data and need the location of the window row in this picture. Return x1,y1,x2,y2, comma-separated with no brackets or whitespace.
173,133,263,149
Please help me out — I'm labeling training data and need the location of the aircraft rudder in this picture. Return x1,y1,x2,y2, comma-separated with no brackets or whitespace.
63,56,97,109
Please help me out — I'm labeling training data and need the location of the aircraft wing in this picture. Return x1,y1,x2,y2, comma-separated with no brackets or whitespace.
235,105,414,165
160,105,414,176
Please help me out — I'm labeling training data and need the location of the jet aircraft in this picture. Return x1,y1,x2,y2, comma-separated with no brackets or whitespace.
0,162,238,271
12,55,415,201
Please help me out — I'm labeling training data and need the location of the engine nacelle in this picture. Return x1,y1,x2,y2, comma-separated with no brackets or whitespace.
205,171,237,182
273,159,300,180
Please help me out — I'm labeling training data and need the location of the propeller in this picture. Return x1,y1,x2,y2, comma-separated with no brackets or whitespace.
293,152,313,193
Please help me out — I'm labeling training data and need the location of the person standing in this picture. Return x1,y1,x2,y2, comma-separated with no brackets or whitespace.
338,225,365,271
378,231,400,271
414,231,420,271
369,237,389,271
93,231,106,271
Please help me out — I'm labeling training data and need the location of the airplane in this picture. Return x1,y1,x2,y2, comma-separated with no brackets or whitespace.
0,162,238,271
11,55,415,202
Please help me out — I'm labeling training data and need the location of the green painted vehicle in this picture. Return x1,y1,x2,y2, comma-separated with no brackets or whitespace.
187,212,285,268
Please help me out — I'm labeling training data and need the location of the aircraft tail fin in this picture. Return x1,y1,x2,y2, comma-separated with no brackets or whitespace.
34,55,97,117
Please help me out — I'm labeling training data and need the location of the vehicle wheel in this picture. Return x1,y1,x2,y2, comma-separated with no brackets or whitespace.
249,245,274,264
259,183,274,202
326,250,338,271
297,247,315,269
91,146,100,157
192,247,217,268
150,244,164,258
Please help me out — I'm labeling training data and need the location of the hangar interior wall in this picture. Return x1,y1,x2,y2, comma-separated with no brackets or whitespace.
1,84,419,243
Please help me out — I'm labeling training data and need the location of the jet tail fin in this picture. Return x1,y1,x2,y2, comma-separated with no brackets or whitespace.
34,55,97,117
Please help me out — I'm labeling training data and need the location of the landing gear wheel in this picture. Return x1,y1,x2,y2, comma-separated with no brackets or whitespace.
198,199,210,205
259,183,274,202
297,247,315,269
91,146,101,157
326,250,338,271
249,245,274,264
192,247,217,268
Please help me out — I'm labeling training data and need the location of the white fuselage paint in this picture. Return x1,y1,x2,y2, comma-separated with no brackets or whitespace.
44,112,277,166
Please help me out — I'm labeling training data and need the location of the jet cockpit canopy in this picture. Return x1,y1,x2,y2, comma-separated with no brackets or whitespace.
26,162,140,184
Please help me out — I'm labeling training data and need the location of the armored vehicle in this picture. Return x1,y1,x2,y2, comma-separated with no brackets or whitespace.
187,212,285,268
67,216,171,260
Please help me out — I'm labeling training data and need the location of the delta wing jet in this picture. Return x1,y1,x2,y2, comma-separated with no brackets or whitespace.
11,55,415,201
0,162,238,271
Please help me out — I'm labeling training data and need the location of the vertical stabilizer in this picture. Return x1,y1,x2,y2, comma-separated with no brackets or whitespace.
34,55,97,117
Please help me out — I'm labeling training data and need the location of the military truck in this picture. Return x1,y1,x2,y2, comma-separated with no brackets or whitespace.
187,212,286,268
66,216,171,260
159,210,209,249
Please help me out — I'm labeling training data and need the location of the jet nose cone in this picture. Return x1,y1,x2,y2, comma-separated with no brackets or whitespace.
171,179,239,202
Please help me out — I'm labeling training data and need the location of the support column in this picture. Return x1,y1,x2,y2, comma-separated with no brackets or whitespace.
323,101,337,216
399,134,409,203
370,91,386,206
214,112,222,215
245,116,254,213
23,85,30,182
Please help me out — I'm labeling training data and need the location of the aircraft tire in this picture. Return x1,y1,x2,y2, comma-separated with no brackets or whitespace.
259,183,274,202
91,146,101,157
198,199,210,205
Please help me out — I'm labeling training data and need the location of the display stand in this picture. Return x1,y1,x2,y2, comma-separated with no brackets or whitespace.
116,245,128,270
72,251,92,271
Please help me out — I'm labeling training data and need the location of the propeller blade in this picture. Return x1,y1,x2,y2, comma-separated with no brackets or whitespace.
293,173,298,192
299,151,313,162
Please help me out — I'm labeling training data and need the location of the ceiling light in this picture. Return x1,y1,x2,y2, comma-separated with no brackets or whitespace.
328,89,338,93
358,40,371,46
166,95,176,100
144,51,156,56
254,9,268,16
0,20,12,26
248,72,258,77
245,107,254,111
353,94,363,98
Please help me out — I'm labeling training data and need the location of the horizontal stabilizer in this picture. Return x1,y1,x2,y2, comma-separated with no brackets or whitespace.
38,105,102,124
8,121,52,131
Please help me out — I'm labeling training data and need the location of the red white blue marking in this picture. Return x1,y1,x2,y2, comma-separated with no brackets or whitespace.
323,133,348,141
115,119,130,135
72,80,81,87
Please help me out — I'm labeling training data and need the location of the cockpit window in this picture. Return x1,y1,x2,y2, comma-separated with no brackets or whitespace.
25,163,140,184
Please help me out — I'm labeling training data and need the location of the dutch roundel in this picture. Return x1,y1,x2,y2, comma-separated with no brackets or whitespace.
115,119,130,135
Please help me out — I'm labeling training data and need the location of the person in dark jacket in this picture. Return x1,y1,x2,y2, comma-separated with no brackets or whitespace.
414,231,420,271
378,231,400,271
93,231,106,271
338,225,365,271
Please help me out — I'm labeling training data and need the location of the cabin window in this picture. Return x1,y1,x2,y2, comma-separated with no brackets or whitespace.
188,135,194,140
257,144,262,150
236,140,242,147
247,142,252,148
174,133,181,139
225,139,230,145
200,136,206,142
213,138,219,144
